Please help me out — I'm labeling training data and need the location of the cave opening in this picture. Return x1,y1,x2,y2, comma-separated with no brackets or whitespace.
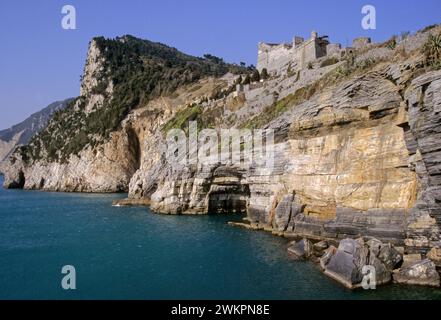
126,127,141,173
208,184,250,214
17,170,25,189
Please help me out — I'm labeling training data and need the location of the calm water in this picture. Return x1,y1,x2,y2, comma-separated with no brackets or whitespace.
0,176,440,300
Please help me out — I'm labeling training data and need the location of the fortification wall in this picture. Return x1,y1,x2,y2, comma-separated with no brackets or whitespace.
257,43,294,75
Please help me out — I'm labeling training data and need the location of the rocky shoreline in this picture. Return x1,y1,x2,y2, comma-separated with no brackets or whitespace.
3,27,441,291
112,198,151,207
230,220,441,289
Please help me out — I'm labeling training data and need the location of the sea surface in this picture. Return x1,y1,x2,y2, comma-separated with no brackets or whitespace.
0,175,440,300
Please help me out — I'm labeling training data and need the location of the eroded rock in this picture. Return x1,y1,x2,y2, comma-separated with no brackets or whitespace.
287,238,313,260
393,259,440,287
322,237,402,288
427,247,441,267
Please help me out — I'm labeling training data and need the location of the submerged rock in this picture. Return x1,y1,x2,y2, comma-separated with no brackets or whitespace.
287,238,313,260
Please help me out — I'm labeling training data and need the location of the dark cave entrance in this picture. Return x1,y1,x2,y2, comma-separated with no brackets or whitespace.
17,170,25,189
208,184,250,214
126,127,141,173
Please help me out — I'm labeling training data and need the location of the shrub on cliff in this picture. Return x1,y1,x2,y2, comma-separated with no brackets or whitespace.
423,32,441,69
23,35,249,163
260,68,269,80
251,69,260,82
242,74,251,85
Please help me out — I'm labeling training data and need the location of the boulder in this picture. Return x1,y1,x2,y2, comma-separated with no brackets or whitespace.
320,245,337,270
321,237,400,288
393,259,440,287
367,239,401,285
377,243,402,270
427,247,441,267
273,194,294,231
287,238,313,260
369,255,392,285
401,254,422,268
313,240,329,255
323,238,369,288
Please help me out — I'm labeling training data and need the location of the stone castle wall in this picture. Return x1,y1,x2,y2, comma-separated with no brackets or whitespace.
257,31,371,76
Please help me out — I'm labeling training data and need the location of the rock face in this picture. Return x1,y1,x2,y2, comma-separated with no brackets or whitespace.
2,128,141,192
2,37,232,193
150,67,441,246
148,28,441,262
403,70,441,253
3,27,441,264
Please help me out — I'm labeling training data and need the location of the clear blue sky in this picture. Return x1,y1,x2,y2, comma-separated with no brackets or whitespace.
0,0,440,130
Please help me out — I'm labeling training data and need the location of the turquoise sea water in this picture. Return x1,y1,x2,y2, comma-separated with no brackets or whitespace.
0,176,440,300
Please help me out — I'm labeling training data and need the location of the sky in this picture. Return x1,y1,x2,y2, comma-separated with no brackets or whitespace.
0,0,440,130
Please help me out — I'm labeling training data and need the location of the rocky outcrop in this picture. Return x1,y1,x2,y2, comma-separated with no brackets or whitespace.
393,259,440,287
402,70,441,253
3,36,230,193
149,31,441,261
2,127,140,192
0,99,72,170
320,237,402,288
151,66,434,245
3,27,441,281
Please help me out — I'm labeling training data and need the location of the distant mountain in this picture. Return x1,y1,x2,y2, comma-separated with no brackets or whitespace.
0,98,73,165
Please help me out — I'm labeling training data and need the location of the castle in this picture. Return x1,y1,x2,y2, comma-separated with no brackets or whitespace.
256,31,372,75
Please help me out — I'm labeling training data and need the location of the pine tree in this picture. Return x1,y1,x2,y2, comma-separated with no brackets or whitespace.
251,69,260,82
242,74,251,85
260,68,269,80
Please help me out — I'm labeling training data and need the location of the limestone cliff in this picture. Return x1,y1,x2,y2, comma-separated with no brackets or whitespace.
3,27,441,257
2,35,245,192
142,27,441,256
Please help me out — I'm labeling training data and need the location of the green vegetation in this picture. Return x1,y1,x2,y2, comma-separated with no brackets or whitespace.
287,63,296,78
251,69,261,82
419,24,439,34
241,51,385,130
423,31,441,69
22,35,248,163
385,36,398,50
401,31,410,41
162,103,203,133
161,101,224,134
242,74,251,85
260,68,269,80
242,83,319,130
